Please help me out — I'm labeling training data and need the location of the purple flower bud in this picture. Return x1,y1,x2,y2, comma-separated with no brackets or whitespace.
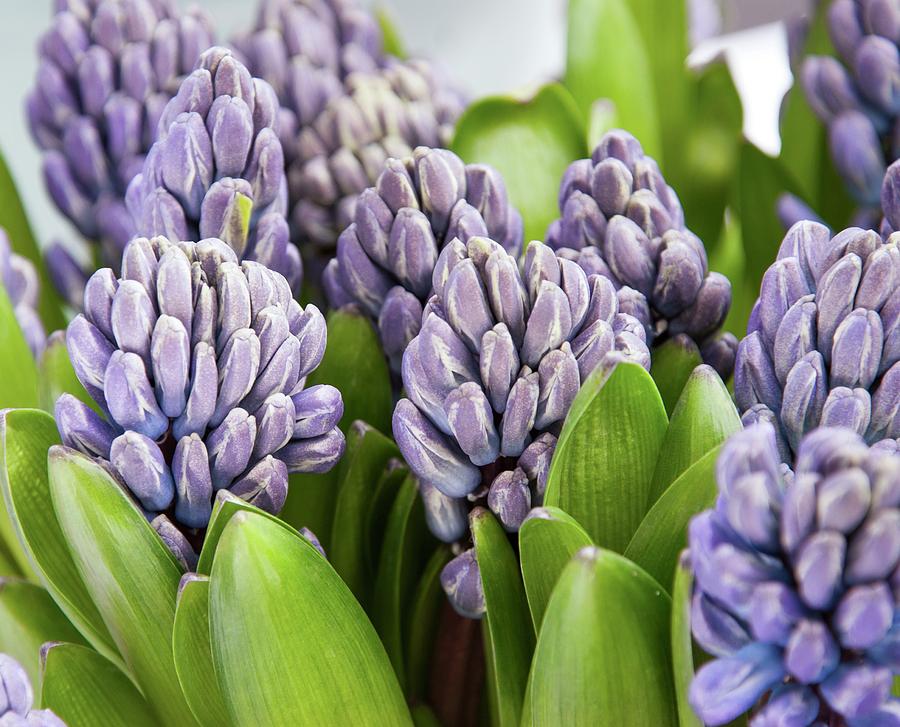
230,455,288,514
275,426,345,474
820,664,893,720
750,684,819,727
172,434,213,528
487,468,531,532
110,431,174,511
440,548,485,619
0,653,34,715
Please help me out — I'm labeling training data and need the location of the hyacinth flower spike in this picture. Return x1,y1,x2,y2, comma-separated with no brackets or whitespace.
392,236,650,617
56,235,344,567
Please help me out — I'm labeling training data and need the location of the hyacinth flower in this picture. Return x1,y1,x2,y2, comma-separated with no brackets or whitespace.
734,221,899,460
546,130,735,378
0,229,46,358
126,46,302,292
55,235,345,567
27,0,214,301
0,654,65,726
392,237,651,617
687,423,900,726
800,0,900,207
324,146,523,370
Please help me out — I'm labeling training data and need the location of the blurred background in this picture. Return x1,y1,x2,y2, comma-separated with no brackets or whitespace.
3,0,811,249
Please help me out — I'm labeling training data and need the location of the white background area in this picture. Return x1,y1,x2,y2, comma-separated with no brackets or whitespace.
2,1,800,252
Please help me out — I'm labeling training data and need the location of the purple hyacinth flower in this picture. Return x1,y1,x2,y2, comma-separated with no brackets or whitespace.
688,423,900,725
57,235,345,565
393,237,650,617
546,130,732,375
0,228,46,357
735,220,899,458
0,653,65,724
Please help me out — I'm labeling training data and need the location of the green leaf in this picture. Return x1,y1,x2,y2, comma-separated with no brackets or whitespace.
0,409,118,661
365,461,408,576
376,6,406,58
0,537,20,577
671,556,702,727
0,579,86,694
330,422,401,606
518,507,593,632
625,446,720,590
544,362,668,550
41,642,157,727
649,337,703,416
471,508,533,727
0,288,39,409
48,447,197,726
209,510,411,725
405,545,451,702
411,704,442,727
450,83,586,244
0,150,66,331
173,575,230,727
38,333,97,415
524,548,677,726
307,309,392,436
565,0,661,160
372,475,436,690
586,99,619,150
649,365,741,503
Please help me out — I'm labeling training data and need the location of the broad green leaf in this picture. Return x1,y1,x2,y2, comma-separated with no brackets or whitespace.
625,446,720,590
0,287,39,409
450,83,586,243
38,333,97,415
649,365,741,503
649,337,702,416
307,309,392,436
365,461,407,576
518,507,592,632
405,545,450,702
0,151,66,331
411,704,442,727
376,6,406,58
330,423,400,605
524,548,677,726
0,537,20,577
565,0,661,160
671,556,702,727
209,510,411,726
41,642,157,727
48,447,197,726
0,409,118,661
0,579,86,694
471,508,533,727
544,362,668,550
372,475,435,689
173,575,230,727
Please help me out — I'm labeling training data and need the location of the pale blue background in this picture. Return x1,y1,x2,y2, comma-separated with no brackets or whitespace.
2,0,807,253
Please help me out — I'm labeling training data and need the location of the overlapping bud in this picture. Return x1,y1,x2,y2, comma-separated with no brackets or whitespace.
0,654,65,726
392,237,651,617
0,230,45,358
324,146,523,370
734,221,899,459
801,0,900,206
126,46,302,292
546,131,735,378
27,0,214,284
688,423,900,726
55,235,344,567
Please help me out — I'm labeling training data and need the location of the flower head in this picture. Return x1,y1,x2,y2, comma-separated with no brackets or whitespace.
800,0,900,206
392,237,650,616
325,146,522,370
734,221,899,459
0,229,45,358
688,423,900,726
0,653,65,726
56,235,344,567
27,0,214,296
546,130,735,378
126,46,302,292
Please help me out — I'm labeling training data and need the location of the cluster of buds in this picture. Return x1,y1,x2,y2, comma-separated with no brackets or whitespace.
688,423,900,726
546,131,735,378
125,47,302,292
0,654,65,726
324,146,522,370
392,237,651,617
27,0,214,294
55,235,345,567
734,221,899,460
801,0,900,206
0,230,45,358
